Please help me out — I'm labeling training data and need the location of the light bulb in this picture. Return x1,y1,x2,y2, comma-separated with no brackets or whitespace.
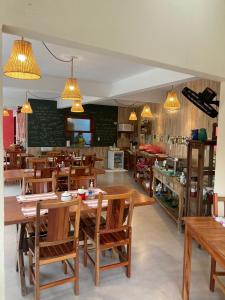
18,54,26,62
169,96,174,102
69,85,75,91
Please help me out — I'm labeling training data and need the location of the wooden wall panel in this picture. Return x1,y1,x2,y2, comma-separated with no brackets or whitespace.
117,106,137,148
138,79,220,158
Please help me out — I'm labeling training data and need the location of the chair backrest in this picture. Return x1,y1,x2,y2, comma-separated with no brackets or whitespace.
22,176,56,194
213,193,225,217
5,151,23,169
35,198,81,249
34,167,57,179
68,166,95,189
69,166,91,176
27,157,48,169
82,154,96,167
48,151,61,157
95,191,134,234
56,156,73,167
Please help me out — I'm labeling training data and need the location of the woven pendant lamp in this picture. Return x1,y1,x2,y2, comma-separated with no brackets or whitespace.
4,37,41,80
71,100,84,113
164,90,180,111
141,104,153,118
3,109,9,117
62,57,82,100
21,93,33,114
129,111,137,121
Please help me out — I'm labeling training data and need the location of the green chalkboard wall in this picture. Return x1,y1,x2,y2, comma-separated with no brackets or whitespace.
28,100,118,147
28,99,66,147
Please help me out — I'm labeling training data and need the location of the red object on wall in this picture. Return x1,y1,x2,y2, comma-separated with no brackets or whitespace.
3,110,14,149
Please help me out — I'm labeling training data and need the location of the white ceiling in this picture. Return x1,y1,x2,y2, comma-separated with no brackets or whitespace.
3,34,153,83
2,33,194,109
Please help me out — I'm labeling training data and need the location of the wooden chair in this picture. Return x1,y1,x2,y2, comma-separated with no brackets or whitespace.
34,167,57,179
22,176,56,195
5,150,23,169
27,157,48,169
82,191,134,285
210,194,225,295
56,156,73,167
81,154,96,168
68,166,96,190
28,198,81,299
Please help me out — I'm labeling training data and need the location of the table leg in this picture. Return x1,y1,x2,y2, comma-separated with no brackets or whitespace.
17,223,27,296
182,225,192,300
210,257,216,291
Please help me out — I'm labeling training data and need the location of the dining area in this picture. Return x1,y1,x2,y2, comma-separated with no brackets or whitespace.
4,147,154,299
2,13,225,300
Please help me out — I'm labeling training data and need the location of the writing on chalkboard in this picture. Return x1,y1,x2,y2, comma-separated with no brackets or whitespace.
28,99,66,147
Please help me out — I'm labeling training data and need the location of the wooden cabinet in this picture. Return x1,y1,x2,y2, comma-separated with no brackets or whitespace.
153,167,185,232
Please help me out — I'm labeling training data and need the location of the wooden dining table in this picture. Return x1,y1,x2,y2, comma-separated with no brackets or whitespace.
182,217,225,300
4,166,105,182
4,185,155,296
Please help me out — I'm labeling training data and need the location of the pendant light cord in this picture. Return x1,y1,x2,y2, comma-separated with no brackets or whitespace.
42,41,73,63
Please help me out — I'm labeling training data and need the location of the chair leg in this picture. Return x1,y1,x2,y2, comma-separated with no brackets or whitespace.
126,231,132,278
83,231,88,267
29,251,33,285
74,241,79,295
63,261,68,274
210,257,216,292
95,234,100,286
35,267,40,300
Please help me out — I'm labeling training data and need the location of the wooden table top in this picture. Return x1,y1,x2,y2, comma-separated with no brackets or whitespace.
4,185,155,226
184,217,225,269
4,167,105,181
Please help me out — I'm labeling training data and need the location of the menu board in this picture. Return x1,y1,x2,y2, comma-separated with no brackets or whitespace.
28,99,66,147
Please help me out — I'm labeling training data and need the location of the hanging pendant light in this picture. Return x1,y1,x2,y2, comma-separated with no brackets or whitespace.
71,100,84,113
129,105,137,121
61,57,82,100
3,109,9,117
164,89,180,111
21,92,33,114
141,104,153,118
129,111,137,121
4,37,41,80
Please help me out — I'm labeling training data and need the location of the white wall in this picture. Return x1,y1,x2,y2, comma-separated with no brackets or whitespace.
214,81,225,195
2,0,225,80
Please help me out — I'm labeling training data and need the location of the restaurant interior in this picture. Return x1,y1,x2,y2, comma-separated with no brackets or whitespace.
1,2,225,300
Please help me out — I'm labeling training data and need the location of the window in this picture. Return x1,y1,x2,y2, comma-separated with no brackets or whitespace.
66,117,93,146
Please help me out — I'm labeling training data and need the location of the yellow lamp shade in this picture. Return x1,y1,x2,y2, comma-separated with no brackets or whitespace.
141,104,153,118
164,91,180,111
21,101,33,114
71,100,84,113
3,109,10,117
4,39,41,80
129,111,137,121
61,78,82,100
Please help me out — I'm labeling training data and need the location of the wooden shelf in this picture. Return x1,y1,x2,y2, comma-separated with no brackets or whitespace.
153,168,185,232
154,194,179,222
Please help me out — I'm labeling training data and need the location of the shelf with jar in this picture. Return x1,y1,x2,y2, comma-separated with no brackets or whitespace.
152,166,186,232
134,150,167,196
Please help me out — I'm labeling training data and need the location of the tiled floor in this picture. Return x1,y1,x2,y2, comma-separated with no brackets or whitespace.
4,172,225,300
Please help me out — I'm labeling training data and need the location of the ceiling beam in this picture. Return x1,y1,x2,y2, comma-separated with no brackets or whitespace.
109,68,194,97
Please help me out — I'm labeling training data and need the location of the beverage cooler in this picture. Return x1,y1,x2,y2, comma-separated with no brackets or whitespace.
108,150,124,170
